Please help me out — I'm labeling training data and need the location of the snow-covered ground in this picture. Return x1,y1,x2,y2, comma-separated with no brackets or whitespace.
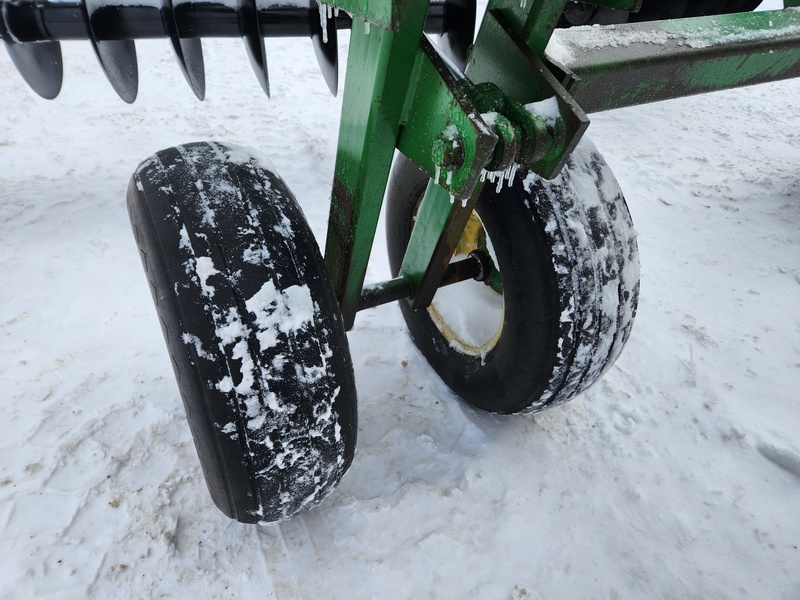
1,3,799,598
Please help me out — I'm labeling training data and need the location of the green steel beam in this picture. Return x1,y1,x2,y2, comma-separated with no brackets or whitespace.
388,38,498,309
354,1,588,313
548,8,800,113
323,0,430,329
396,26,587,309
399,178,483,309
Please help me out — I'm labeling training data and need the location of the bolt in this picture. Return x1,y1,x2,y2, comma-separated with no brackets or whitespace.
431,128,466,171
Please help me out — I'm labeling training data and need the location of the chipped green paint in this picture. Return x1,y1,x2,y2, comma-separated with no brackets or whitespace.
553,9,800,112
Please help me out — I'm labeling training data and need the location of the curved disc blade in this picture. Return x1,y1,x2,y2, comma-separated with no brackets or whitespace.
176,37,206,101
3,40,63,99
92,39,139,104
164,0,206,100
439,0,476,72
83,0,138,103
309,2,338,96
238,0,269,97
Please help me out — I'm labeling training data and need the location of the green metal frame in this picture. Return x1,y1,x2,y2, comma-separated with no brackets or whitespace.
550,8,800,112
322,0,800,329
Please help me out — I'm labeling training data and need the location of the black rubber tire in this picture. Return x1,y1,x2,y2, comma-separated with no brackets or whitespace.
386,138,640,414
628,0,761,22
559,2,629,27
127,142,357,523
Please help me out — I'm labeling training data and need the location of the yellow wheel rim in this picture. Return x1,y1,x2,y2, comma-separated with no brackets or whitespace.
427,212,504,357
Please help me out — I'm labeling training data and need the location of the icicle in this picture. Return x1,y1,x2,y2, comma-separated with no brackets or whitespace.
449,194,455,205
501,164,513,191
480,169,487,182
446,170,453,186
334,7,339,16
434,164,442,184
318,1,328,44
519,0,527,8
508,162,519,187
364,20,371,35
485,170,504,194
461,197,468,208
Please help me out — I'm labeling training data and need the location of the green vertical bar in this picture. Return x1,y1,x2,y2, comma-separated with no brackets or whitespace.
323,0,429,329
398,177,484,309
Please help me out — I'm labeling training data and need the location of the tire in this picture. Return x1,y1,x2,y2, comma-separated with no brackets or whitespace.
560,0,761,26
559,2,629,27
629,0,761,22
386,137,640,414
127,142,357,523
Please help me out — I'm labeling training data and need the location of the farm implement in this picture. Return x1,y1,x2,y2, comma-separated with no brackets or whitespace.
3,0,799,523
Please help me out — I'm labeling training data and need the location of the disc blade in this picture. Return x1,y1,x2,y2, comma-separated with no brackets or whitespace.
3,40,63,99
92,39,139,104
83,0,138,103
439,0,476,72
309,2,338,96
176,37,206,100
165,0,206,100
238,0,269,96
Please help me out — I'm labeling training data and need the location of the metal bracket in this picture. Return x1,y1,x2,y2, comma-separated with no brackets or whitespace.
397,23,588,310
468,9,588,178
397,37,498,201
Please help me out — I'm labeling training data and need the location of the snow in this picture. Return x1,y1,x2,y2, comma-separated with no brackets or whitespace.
546,2,800,64
223,143,280,176
524,95,560,125
1,2,800,597
193,255,220,296
317,0,332,44
245,280,316,352
428,275,504,356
